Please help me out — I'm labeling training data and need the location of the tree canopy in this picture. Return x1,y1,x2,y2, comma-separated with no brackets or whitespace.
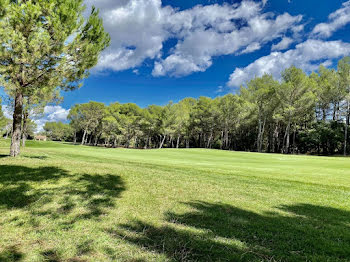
0,0,110,156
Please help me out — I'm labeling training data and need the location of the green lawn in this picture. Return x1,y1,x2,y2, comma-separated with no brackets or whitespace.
0,140,349,262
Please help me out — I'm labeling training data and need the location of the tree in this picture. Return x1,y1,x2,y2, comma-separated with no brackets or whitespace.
68,102,106,145
241,74,279,152
173,98,196,148
44,121,72,141
338,57,350,155
311,66,341,122
278,66,316,154
190,97,219,148
22,89,62,147
0,0,110,156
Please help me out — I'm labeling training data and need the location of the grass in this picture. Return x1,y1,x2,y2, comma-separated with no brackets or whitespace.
0,139,349,262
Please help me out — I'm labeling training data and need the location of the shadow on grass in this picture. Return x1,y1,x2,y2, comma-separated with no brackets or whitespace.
23,155,48,160
113,201,350,261
0,165,125,215
0,246,23,262
0,164,126,261
0,166,69,209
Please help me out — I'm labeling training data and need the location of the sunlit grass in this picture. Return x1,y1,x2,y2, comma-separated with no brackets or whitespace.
0,139,349,261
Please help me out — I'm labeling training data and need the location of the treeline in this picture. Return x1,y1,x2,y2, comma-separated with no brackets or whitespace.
43,58,350,155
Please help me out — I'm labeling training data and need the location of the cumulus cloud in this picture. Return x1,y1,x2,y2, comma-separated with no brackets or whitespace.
85,0,172,71
153,4,302,77
271,37,294,51
311,1,350,38
227,39,350,87
85,0,302,76
34,106,70,132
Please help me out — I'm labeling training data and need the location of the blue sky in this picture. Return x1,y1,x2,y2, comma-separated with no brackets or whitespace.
62,0,350,108
2,0,350,130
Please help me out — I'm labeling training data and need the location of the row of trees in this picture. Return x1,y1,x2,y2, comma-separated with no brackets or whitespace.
43,58,350,155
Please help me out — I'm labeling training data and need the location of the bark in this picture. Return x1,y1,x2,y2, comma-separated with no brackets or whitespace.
207,132,213,148
283,119,291,154
322,109,327,122
144,136,149,149
73,132,77,144
176,135,180,149
81,129,87,145
292,124,297,154
159,135,166,149
344,101,349,156
10,92,24,157
169,136,173,148
257,118,262,152
22,110,29,148
5,128,10,139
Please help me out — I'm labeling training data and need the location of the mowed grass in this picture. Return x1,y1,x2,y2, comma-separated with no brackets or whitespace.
0,140,349,262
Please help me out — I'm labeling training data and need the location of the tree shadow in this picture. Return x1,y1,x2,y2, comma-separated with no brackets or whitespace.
0,165,69,209
0,246,23,262
23,155,49,160
0,165,125,216
114,201,350,261
0,165,126,260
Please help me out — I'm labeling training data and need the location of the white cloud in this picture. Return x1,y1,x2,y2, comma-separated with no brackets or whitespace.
153,10,302,76
85,0,172,71
311,1,350,38
271,37,294,51
227,39,350,87
216,85,224,93
86,0,302,77
34,106,70,132
2,105,12,119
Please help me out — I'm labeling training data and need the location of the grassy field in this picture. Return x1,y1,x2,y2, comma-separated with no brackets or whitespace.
0,140,349,262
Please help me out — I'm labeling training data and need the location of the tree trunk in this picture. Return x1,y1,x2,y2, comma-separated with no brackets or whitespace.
94,135,98,146
22,110,29,148
322,109,327,122
207,132,213,148
344,102,349,156
5,128,10,139
176,135,180,149
292,124,297,154
284,120,291,154
257,117,262,152
73,132,77,144
159,135,166,149
10,92,24,157
81,129,87,145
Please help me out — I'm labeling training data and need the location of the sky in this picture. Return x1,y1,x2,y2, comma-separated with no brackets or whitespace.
2,0,350,131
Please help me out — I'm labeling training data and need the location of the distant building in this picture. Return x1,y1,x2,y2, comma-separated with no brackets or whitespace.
34,135,47,141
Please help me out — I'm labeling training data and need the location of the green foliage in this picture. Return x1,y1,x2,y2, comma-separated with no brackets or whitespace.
0,99,8,133
44,121,72,141
0,0,110,156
